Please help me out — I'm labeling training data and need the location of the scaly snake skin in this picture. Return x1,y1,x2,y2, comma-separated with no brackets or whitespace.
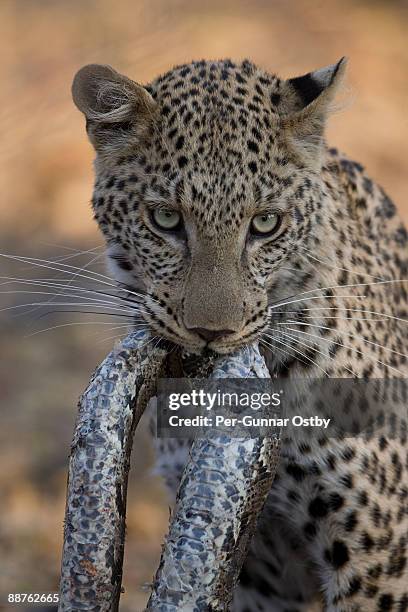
59,331,167,611
58,330,280,611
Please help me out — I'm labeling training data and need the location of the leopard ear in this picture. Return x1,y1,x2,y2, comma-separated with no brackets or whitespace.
282,57,347,165
72,64,157,153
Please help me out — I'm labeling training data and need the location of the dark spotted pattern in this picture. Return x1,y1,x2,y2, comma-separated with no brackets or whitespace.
74,59,408,611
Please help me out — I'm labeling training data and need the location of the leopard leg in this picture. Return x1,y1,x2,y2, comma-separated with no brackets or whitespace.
232,512,321,612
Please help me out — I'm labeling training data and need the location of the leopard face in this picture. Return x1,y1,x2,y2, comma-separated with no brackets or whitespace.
72,58,350,356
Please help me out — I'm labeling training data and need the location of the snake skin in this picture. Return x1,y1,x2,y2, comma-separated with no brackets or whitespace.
59,332,280,611
59,330,167,611
146,344,281,612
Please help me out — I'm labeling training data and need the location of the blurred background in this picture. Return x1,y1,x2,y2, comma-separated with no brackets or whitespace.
1,0,408,610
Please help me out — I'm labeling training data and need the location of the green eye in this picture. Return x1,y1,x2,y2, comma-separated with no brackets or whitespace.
251,212,281,236
152,208,182,230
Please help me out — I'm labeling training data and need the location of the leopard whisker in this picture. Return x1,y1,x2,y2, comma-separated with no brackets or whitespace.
298,245,386,282
269,278,408,311
269,329,356,377
0,252,158,305
0,277,147,307
269,278,408,308
261,334,329,375
39,243,105,263
0,281,147,307
138,333,162,352
0,288,145,310
34,309,137,320
26,320,146,338
279,320,408,360
41,249,108,312
265,327,340,373
269,294,366,311
34,240,103,252
260,337,313,370
0,252,114,283
269,306,408,325
1,301,140,318
277,325,405,376
94,331,136,345
284,314,388,322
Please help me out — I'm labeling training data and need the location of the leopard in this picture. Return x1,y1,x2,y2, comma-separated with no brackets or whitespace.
72,58,408,611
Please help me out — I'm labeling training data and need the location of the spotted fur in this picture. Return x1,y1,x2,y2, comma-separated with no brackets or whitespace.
72,58,408,611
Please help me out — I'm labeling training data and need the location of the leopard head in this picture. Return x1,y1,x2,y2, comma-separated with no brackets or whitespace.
72,58,346,355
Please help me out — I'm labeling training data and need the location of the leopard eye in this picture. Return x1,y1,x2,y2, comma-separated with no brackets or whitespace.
250,212,281,236
152,208,182,230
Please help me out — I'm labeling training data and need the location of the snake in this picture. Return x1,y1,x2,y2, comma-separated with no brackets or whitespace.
58,329,281,611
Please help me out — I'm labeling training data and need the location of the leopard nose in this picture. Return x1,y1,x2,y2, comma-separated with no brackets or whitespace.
189,327,235,343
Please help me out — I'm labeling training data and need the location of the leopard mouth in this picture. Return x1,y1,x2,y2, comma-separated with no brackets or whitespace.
144,322,246,356
140,304,268,356
178,327,265,356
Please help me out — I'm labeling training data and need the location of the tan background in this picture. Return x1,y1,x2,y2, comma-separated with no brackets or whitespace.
1,1,408,610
